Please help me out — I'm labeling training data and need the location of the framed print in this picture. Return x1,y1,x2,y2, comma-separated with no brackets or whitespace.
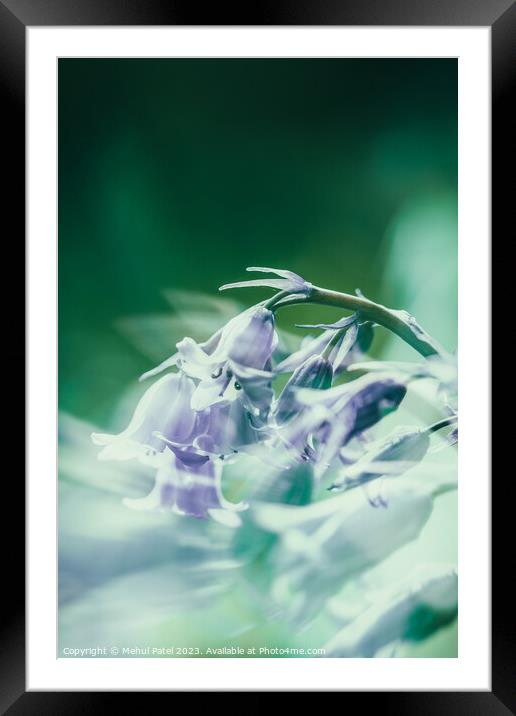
2,0,511,710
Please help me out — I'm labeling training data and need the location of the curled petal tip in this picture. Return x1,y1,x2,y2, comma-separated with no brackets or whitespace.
295,314,358,330
221,267,311,295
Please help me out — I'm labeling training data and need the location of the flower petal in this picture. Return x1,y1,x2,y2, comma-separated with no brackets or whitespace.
329,323,359,372
124,448,243,519
225,306,277,369
274,355,333,424
91,372,198,463
296,314,358,330
139,353,179,382
330,427,430,492
220,267,311,295
219,278,290,291
275,332,332,373
190,371,237,411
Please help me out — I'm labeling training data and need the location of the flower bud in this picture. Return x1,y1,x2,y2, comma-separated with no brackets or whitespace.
274,354,333,424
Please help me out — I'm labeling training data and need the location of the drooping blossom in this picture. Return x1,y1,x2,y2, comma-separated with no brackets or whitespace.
280,374,407,479
330,426,431,493
91,372,200,466
349,352,457,410
140,303,278,423
273,353,333,425
92,303,280,520
123,446,244,522
189,399,266,457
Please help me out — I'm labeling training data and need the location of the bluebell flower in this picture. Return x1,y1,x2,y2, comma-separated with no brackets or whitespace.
272,403,331,467
190,399,266,457
91,372,200,466
90,370,258,520
293,374,407,479
139,304,278,421
330,426,431,493
325,565,458,657
123,446,244,521
350,353,457,410
273,354,333,425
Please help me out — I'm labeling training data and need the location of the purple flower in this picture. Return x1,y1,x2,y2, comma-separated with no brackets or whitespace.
91,372,200,466
315,377,407,479
91,372,249,521
139,304,278,419
123,446,244,521
191,400,266,457
330,427,431,492
349,353,457,410
289,374,407,479
273,354,333,425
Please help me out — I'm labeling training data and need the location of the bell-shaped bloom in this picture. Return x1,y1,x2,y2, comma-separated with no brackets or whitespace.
189,361,274,427
219,266,312,296
138,327,223,383
270,404,330,468
139,304,278,419
330,426,430,492
176,304,277,377
273,354,333,425
124,446,244,521
325,565,458,657
191,399,266,457
250,479,436,623
91,372,199,466
349,353,457,410
293,374,407,479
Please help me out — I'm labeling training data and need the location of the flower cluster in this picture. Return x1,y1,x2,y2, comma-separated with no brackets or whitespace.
92,267,456,524
92,298,278,519
90,266,458,650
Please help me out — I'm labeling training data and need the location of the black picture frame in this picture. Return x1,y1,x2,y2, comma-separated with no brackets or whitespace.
3,0,510,711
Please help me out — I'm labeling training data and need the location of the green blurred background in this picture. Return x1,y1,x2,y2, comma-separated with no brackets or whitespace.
58,58,457,427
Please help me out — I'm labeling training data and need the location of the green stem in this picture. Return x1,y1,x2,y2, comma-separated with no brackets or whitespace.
274,286,446,359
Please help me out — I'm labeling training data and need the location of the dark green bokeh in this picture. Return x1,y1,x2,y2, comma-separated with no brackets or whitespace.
58,59,457,424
